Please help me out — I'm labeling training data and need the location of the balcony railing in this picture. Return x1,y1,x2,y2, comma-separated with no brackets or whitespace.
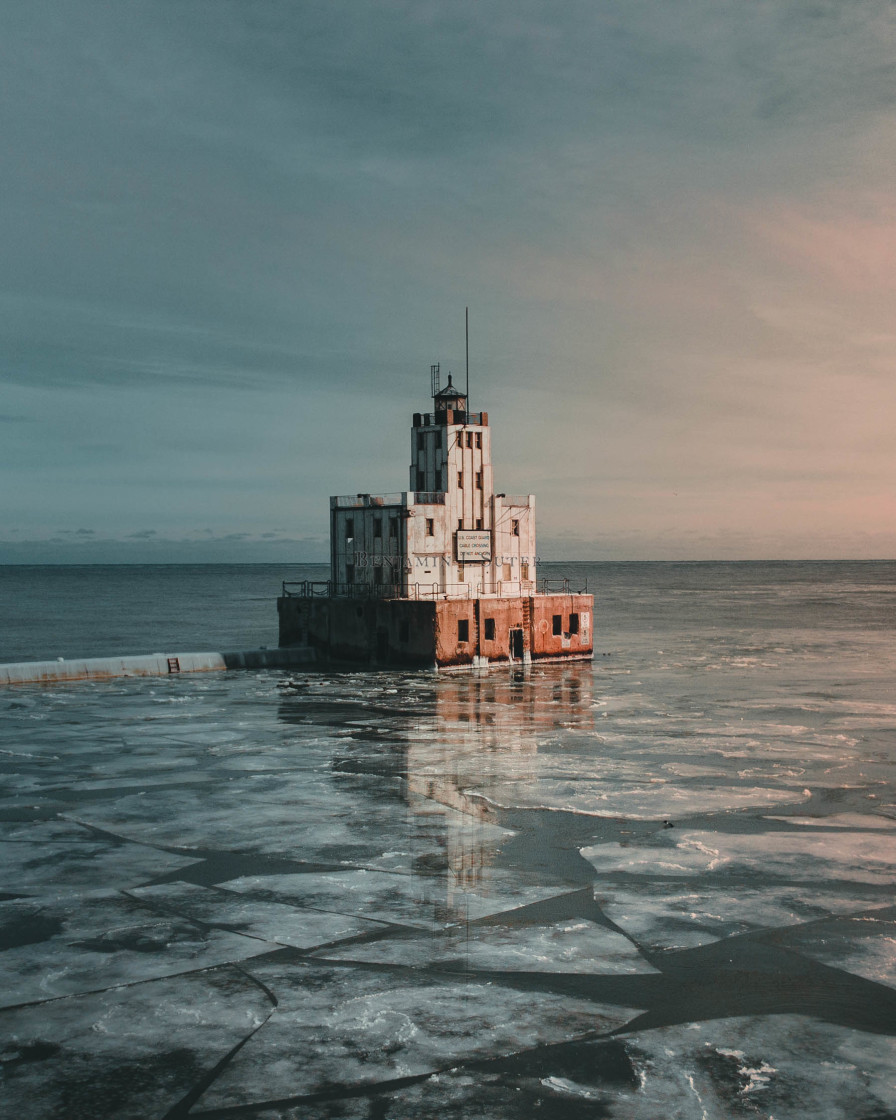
332,493,405,508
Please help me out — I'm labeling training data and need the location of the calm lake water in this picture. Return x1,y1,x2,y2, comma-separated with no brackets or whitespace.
1,561,894,1119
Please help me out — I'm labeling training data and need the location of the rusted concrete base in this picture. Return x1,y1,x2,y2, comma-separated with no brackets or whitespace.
278,594,593,669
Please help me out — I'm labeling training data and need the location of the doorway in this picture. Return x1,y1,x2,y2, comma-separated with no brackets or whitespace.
509,628,525,660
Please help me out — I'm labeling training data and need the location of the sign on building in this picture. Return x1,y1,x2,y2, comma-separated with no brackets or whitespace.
455,530,492,562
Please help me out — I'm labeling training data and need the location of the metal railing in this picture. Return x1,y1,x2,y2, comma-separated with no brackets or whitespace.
414,411,487,427
281,576,589,599
332,493,404,508
412,492,446,505
538,577,589,594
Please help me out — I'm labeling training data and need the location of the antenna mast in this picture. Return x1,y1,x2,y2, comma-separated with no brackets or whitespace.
465,306,469,407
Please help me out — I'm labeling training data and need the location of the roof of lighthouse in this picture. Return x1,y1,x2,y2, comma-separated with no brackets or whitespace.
433,374,466,401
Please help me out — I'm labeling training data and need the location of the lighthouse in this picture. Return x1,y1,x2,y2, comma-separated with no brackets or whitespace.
278,364,593,669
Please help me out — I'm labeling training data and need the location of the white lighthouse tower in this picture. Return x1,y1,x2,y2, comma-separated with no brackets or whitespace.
279,355,592,669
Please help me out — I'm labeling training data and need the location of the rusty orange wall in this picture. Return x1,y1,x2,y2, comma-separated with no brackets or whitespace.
529,594,594,660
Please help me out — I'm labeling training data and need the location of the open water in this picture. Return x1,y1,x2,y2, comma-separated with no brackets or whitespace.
1,561,895,1119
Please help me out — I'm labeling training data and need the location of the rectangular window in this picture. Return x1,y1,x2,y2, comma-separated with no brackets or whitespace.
475,517,482,530
475,432,482,448
426,518,434,536
346,564,355,585
458,471,464,489
436,431,443,449
436,469,443,490
389,517,398,537
521,562,529,581
457,619,470,643
417,432,425,451
475,470,483,489
417,470,425,490
345,517,354,538
484,618,495,641
569,613,579,635
373,518,382,538
511,519,519,536
458,518,463,530
552,614,562,636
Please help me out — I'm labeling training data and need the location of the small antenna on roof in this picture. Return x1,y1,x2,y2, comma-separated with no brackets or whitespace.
465,307,469,407
430,363,440,397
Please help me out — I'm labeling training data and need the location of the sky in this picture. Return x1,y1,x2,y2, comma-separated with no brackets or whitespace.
2,0,896,563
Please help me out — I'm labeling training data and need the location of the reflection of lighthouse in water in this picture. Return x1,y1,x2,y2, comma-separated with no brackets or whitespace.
403,665,594,916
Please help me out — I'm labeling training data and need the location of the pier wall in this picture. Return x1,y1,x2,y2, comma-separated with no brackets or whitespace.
0,647,315,687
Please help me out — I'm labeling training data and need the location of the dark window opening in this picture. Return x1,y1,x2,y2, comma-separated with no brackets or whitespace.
426,518,434,536
389,517,398,537
417,470,425,490
511,519,520,536
345,518,353,538
436,431,443,449
569,613,580,635
458,471,464,489
552,614,562,636
417,432,425,451
475,432,482,448
466,431,473,448
475,470,483,489
484,618,495,641
458,619,470,643
475,517,482,530
373,518,382,538
458,518,463,530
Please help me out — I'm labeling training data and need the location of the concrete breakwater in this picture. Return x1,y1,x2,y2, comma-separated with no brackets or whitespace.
0,646,314,686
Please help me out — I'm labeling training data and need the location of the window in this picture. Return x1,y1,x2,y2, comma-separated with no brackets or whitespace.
521,562,529,581
346,564,355,585
458,471,464,489
552,614,562,636
436,431,443,450
345,518,353,538
569,613,579,635
417,432,425,451
435,469,443,490
475,470,482,489
426,518,434,536
484,618,495,641
475,518,482,530
389,517,398,538
475,432,482,449
466,431,473,448
373,518,382,539
457,619,470,643
511,519,519,536
417,470,425,490
457,518,463,530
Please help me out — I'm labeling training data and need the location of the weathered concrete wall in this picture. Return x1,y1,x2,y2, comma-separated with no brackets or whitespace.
280,593,593,669
0,647,315,687
279,596,438,667
529,594,594,662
